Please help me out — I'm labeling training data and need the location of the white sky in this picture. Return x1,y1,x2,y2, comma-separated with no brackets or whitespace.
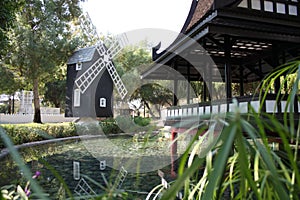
82,0,192,34
81,0,192,49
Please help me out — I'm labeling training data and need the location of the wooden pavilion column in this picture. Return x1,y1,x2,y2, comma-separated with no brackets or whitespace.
203,80,207,102
208,62,212,101
187,62,191,104
272,44,280,94
202,62,212,102
272,43,282,113
172,60,178,106
224,36,232,103
239,65,244,96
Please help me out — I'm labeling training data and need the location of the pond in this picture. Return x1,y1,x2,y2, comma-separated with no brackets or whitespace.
0,135,186,199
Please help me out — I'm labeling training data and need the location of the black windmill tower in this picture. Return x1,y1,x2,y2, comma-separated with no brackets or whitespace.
66,13,128,118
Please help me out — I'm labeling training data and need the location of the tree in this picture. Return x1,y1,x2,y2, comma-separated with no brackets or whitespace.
0,0,22,101
130,83,173,118
113,41,174,117
0,65,19,114
0,0,22,59
0,65,18,95
6,0,84,123
114,41,152,75
44,79,66,110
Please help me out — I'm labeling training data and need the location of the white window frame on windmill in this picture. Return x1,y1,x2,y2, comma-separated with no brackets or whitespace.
73,161,80,180
99,97,106,108
74,89,81,107
100,160,106,170
76,61,82,71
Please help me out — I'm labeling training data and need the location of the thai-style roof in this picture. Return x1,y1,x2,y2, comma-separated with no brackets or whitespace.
143,0,300,83
186,0,214,31
185,0,242,32
67,46,96,65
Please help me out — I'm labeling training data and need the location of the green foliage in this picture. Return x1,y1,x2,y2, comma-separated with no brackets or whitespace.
0,104,9,113
99,116,154,134
130,83,173,117
43,79,66,109
0,127,49,199
0,66,18,94
133,116,151,127
130,83,173,106
0,0,23,59
114,41,152,74
100,118,123,134
0,123,77,149
148,60,300,199
5,0,85,123
154,109,299,199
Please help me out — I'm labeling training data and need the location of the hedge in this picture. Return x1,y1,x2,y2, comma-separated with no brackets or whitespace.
0,123,77,149
0,117,156,149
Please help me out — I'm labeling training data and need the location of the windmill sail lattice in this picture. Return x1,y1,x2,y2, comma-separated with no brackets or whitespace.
75,13,128,99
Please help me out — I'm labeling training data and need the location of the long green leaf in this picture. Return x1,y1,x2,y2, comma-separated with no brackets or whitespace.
160,157,204,200
202,123,237,199
0,127,49,200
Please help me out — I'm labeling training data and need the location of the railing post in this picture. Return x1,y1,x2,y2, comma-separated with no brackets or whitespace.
224,35,232,111
170,130,178,178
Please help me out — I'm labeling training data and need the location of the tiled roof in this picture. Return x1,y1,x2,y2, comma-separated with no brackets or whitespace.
184,0,243,32
67,46,96,64
186,0,214,31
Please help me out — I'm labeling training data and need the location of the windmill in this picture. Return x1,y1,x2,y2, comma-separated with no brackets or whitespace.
65,13,128,118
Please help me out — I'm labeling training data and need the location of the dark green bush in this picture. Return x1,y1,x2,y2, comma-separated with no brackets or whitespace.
0,123,77,149
99,116,154,134
100,121,122,134
133,116,151,126
0,104,8,113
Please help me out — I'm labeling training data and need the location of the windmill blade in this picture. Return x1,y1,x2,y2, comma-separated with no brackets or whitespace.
79,12,101,43
95,42,110,60
75,57,106,93
77,11,128,99
105,61,128,100
107,33,129,58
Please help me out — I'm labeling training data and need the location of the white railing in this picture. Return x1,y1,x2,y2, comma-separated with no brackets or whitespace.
238,0,299,16
166,94,300,118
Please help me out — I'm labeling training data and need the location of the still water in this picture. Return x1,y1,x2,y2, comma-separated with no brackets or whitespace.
0,135,179,199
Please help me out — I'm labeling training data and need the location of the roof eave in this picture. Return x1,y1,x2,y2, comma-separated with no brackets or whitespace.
141,11,218,79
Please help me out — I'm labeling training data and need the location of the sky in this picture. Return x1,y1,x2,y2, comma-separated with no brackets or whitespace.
82,0,192,34
81,0,192,49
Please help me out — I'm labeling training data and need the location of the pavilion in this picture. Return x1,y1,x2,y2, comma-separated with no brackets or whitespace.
141,0,300,130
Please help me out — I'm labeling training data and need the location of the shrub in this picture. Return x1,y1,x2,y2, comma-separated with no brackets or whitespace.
0,104,8,113
100,118,123,134
0,123,77,149
133,116,151,126
99,116,155,134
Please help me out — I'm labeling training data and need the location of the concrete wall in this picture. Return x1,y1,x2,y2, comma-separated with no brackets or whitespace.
0,114,78,124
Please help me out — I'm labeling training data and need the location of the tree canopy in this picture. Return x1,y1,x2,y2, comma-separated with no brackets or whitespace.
130,83,173,117
0,0,22,59
114,41,152,75
5,0,84,123
0,66,18,94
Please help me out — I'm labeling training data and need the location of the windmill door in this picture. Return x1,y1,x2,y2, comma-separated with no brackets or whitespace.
95,69,113,117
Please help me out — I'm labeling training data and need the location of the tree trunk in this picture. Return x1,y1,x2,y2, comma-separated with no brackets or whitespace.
144,100,155,118
12,94,15,114
33,78,42,123
154,104,161,118
8,97,12,114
